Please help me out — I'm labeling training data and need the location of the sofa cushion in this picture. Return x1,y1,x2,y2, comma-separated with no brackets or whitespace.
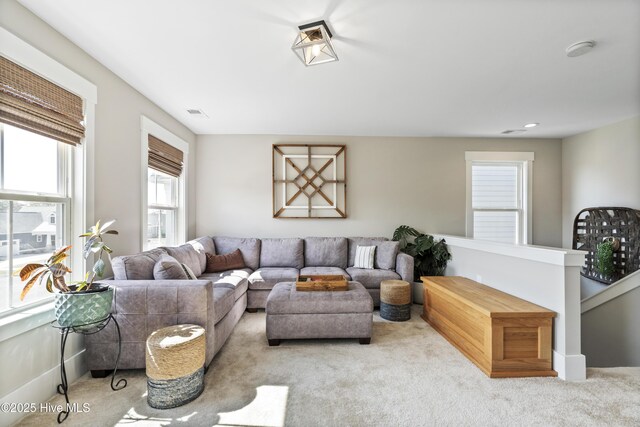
213,237,261,270
112,248,167,280
299,267,351,279
248,267,299,290
198,268,252,282
348,238,399,270
213,287,235,324
199,270,250,302
219,277,248,302
164,243,204,277
304,237,348,268
187,236,216,273
345,267,401,289
206,249,246,273
260,238,304,269
153,255,188,280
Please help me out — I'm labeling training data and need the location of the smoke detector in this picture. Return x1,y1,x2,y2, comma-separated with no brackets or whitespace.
501,129,527,135
566,40,596,57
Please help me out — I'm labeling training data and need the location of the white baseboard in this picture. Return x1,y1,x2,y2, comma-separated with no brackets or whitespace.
553,351,587,381
2,349,87,427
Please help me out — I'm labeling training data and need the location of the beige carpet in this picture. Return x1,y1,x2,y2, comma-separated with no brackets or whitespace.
17,306,640,427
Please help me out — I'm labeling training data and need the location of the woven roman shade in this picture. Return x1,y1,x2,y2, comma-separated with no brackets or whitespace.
0,56,85,146
148,134,183,177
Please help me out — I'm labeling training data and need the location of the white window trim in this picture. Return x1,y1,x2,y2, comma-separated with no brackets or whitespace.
465,151,534,245
0,27,96,338
140,116,188,250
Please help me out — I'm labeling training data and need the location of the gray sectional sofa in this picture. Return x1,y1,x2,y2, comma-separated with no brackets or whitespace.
85,236,413,375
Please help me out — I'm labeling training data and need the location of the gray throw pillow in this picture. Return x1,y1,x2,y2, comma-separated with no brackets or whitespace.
153,254,188,280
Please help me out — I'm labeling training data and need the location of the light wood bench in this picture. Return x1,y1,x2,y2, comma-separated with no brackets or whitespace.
421,276,556,378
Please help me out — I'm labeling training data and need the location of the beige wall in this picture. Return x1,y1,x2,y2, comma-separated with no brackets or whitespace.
562,116,640,247
1,0,197,258
196,135,563,247
0,1,195,419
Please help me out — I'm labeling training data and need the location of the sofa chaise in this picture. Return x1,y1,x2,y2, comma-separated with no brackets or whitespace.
85,236,413,375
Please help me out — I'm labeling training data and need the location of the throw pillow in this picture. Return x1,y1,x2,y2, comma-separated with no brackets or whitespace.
153,254,189,280
354,245,376,269
206,248,246,273
181,263,198,280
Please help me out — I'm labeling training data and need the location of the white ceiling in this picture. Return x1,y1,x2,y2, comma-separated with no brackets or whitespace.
18,0,640,138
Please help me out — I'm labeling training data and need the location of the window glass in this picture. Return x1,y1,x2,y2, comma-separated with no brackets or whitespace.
0,201,9,312
9,202,65,306
3,125,59,194
472,164,518,209
473,211,518,244
147,208,176,248
0,123,69,314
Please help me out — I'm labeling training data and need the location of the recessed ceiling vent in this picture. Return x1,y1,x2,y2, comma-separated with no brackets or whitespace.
187,109,209,118
501,129,527,135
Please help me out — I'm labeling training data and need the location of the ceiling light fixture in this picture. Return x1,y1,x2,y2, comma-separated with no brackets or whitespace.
292,20,338,66
523,123,539,128
566,40,596,57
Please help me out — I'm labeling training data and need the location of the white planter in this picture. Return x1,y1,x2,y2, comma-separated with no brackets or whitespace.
412,281,424,305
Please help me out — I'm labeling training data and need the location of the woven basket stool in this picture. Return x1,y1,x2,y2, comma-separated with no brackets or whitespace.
380,280,411,321
146,324,205,409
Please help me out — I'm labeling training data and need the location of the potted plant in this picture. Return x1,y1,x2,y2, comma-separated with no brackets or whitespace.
595,238,617,282
393,225,452,304
17,220,118,327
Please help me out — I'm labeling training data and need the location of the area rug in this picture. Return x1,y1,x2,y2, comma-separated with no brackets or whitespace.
17,306,640,426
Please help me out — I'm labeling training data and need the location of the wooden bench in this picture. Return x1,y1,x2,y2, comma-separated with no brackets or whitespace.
421,276,556,378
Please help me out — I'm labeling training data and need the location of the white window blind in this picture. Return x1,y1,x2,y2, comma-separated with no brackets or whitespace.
471,162,522,244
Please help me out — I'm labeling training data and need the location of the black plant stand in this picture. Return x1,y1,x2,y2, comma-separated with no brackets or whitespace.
51,315,127,423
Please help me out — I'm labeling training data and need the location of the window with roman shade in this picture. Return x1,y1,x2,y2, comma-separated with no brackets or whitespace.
148,134,183,177
1,55,88,313
0,55,85,146
145,129,186,249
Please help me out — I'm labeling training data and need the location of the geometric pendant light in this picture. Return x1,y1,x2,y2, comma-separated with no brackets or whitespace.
292,20,338,66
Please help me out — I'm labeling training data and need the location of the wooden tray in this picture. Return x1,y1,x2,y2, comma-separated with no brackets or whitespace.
296,275,348,292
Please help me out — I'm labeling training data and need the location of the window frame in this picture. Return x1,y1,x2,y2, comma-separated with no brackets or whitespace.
0,27,96,322
465,151,534,245
140,116,188,250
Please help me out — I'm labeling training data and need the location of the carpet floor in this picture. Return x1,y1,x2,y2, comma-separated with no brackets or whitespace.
17,305,640,427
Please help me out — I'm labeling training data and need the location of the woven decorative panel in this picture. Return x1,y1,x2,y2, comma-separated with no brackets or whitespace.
572,207,640,284
272,144,347,219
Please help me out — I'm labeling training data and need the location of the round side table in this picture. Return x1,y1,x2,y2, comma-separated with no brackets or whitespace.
380,279,411,321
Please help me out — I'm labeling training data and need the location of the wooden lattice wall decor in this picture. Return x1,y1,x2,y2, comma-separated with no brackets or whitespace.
272,144,347,219
573,207,640,284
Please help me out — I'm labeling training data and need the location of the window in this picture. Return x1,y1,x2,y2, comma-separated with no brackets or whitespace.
147,169,179,248
466,152,533,245
0,33,96,318
141,117,188,250
0,124,70,311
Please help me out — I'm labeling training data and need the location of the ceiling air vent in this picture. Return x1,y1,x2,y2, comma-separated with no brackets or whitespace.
501,129,527,135
187,109,209,118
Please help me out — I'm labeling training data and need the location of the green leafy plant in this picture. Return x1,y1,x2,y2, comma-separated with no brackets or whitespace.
393,225,452,281
78,219,118,289
17,246,73,300
15,219,118,298
595,240,615,279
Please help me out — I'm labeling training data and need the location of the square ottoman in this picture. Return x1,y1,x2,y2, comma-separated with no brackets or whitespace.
266,281,373,345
